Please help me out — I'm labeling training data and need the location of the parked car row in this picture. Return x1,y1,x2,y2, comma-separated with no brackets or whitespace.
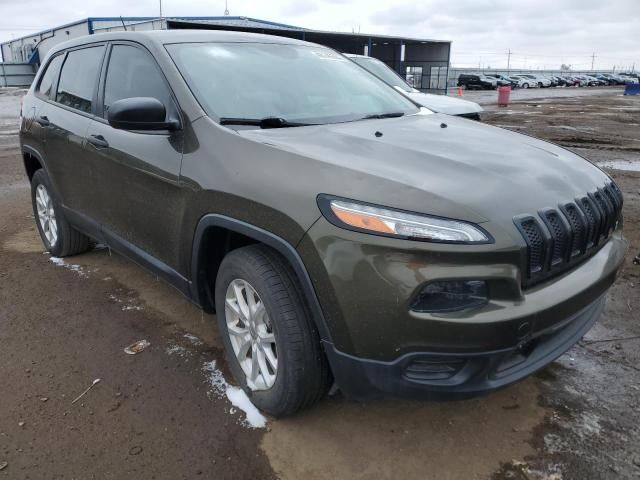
457,72,639,90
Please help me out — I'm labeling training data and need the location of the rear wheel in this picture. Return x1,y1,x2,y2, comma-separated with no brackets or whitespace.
31,169,91,257
522,83,529,89
215,244,331,417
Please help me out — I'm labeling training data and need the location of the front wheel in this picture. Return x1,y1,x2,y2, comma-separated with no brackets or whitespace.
215,245,331,417
522,83,529,89
31,169,91,257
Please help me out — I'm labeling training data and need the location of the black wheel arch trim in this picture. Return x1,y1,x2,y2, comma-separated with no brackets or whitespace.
190,214,334,345
22,144,66,206
22,144,49,177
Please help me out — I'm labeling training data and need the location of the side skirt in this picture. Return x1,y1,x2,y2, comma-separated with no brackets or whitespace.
63,207,194,302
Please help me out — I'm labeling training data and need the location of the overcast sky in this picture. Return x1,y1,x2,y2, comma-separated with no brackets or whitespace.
1,0,638,70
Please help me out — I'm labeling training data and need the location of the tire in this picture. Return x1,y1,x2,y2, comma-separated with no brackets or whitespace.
522,83,529,89
215,244,331,417
31,169,91,257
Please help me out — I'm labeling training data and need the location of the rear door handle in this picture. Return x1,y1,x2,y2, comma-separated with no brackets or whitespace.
36,116,50,127
87,134,109,149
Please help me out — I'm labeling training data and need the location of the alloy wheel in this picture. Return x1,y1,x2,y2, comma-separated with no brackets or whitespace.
225,279,278,391
35,184,58,247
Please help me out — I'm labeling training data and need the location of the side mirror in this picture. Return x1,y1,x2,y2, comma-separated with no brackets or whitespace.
107,97,179,131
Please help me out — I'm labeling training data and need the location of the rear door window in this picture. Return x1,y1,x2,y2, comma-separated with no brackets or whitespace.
37,54,64,98
103,44,173,119
56,46,105,114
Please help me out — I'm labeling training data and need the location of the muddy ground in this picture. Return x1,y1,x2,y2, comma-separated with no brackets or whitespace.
0,87,638,479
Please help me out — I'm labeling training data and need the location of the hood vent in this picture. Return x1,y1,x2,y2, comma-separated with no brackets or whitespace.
514,182,623,288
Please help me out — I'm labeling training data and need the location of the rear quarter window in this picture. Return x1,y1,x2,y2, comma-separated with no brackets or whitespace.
37,54,64,98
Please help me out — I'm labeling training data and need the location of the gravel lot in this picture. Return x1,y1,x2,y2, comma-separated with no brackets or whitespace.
0,86,638,480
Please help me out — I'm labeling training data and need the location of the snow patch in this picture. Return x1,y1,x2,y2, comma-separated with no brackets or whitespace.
108,294,143,312
203,361,267,429
165,344,191,357
49,256,88,277
226,386,267,429
544,433,570,454
597,159,640,172
122,305,144,311
50,257,65,266
574,412,601,438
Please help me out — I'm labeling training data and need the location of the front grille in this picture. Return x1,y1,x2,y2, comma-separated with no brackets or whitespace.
517,216,547,274
514,182,623,287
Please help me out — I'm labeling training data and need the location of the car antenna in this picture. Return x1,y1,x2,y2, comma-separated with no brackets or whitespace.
120,17,128,31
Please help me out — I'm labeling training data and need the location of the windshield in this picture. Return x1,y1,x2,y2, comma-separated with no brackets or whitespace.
167,43,419,125
350,56,414,93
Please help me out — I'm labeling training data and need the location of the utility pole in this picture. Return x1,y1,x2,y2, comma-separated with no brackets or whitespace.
591,52,595,70
507,48,511,71
224,0,230,15
159,0,163,18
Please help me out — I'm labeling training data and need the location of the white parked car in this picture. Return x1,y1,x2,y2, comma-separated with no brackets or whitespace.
345,54,484,120
619,74,639,84
510,76,539,89
513,74,550,88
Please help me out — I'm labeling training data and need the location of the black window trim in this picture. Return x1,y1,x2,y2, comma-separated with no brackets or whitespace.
49,42,108,119
95,40,183,132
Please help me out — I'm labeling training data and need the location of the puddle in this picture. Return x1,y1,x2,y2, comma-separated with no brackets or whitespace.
597,159,640,172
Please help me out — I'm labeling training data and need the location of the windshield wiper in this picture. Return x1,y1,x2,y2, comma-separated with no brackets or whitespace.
361,112,406,120
219,117,313,129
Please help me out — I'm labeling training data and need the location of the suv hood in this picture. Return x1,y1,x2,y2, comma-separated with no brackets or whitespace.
237,113,609,229
405,91,484,116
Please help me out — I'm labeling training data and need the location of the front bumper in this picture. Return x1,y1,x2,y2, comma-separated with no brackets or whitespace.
299,217,626,400
325,294,604,400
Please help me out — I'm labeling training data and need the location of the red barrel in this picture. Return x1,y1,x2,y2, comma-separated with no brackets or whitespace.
497,86,511,107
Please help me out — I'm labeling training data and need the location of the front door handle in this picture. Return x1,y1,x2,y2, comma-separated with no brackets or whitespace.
87,134,109,149
36,116,50,127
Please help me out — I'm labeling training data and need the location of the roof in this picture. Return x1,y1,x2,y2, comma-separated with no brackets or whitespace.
160,16,306,31
167,19,451,44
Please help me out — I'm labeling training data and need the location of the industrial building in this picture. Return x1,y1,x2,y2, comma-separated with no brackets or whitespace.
0,16,451,92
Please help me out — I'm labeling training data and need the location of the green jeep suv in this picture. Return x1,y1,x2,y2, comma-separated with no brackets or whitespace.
19,31,626,416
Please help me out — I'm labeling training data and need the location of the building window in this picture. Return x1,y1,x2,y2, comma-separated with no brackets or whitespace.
405,66,423,89
429,66,447,90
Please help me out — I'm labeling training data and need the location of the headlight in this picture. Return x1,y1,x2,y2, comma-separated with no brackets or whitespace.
317,195,492,244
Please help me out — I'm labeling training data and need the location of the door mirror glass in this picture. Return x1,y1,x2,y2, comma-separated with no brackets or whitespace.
107,97,177,131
